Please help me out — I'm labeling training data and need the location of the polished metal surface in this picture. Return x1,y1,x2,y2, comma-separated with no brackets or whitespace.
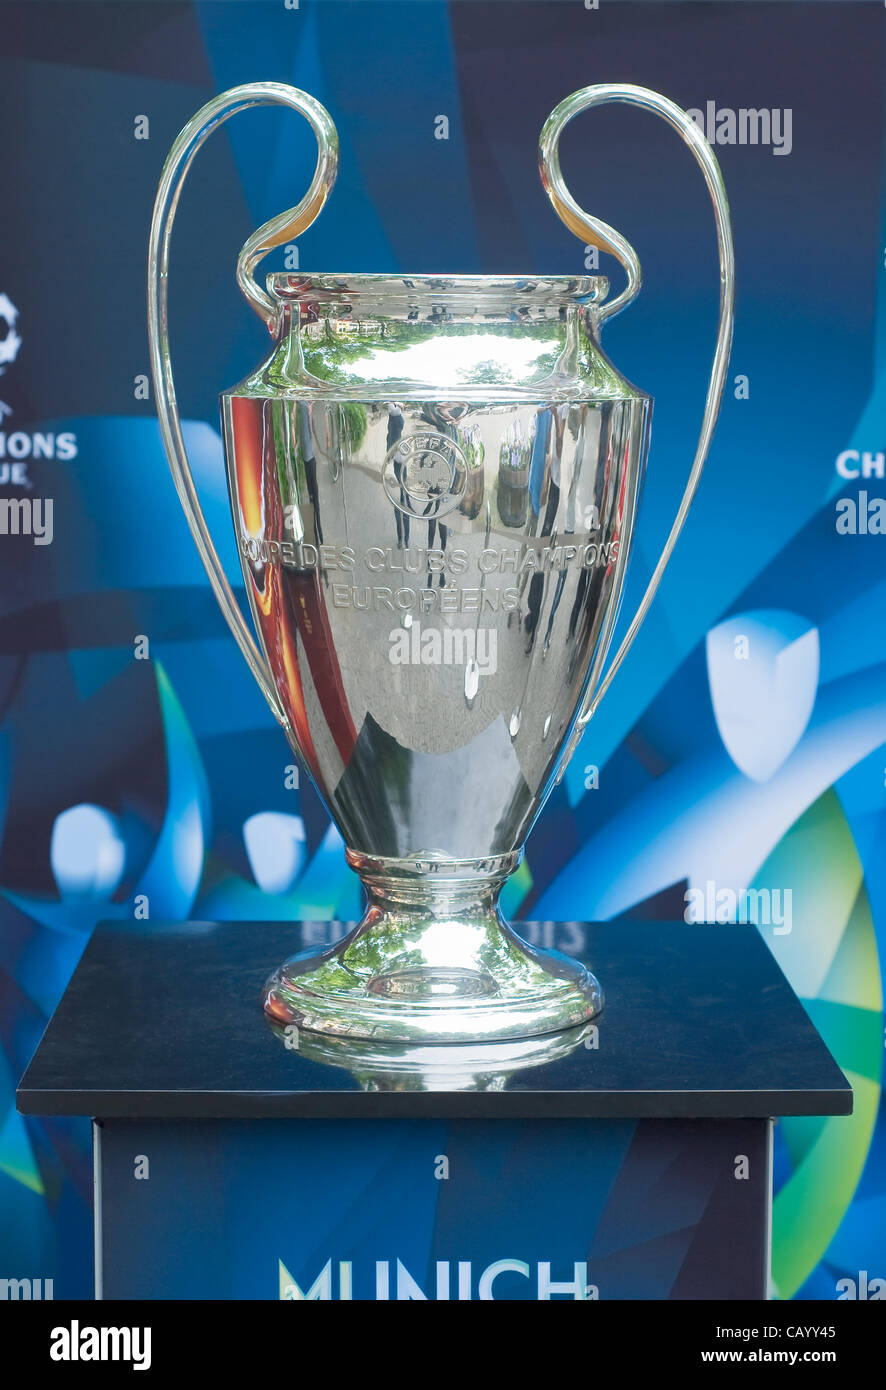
539,85,735,766
269,1018,595,1092
223,276,648,864
226,273,643,1038
148,82,734,1043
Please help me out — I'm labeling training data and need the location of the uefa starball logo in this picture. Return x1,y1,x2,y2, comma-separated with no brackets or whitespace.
0,289,76,547
0,289,77,463
0,294,22,374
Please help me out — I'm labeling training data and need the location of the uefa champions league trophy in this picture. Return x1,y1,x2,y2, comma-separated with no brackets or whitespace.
148,82,733,1043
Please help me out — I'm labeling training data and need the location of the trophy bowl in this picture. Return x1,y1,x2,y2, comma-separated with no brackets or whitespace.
149,82,733,1043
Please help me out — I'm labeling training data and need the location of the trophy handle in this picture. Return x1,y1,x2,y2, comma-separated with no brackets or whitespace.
538,84,734,777
147,83,339,730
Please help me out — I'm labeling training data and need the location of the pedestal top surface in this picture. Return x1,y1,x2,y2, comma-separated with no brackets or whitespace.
17,919,852,1119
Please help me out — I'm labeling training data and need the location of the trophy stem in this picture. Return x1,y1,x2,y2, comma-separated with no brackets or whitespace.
263,851,603,1043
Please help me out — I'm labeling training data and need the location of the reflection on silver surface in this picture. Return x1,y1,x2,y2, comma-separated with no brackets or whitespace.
269,1017,594,1093
149,82,733,1043
227,306,631,1039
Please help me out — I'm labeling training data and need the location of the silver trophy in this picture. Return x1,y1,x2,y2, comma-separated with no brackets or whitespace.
148,82,733,1042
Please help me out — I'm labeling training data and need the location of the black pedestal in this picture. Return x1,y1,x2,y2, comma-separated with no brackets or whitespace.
18,920,851,1301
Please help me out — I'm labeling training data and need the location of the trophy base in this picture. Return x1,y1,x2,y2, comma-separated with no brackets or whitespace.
267,1020,595,1089
263,852,603,1043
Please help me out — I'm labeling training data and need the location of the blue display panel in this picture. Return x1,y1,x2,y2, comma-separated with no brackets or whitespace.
97,1117,769,1300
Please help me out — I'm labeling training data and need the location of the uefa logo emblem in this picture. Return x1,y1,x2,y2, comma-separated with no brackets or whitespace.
382,430,470,519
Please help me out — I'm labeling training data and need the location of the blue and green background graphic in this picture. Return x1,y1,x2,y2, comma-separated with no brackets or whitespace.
0,0,884,1298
